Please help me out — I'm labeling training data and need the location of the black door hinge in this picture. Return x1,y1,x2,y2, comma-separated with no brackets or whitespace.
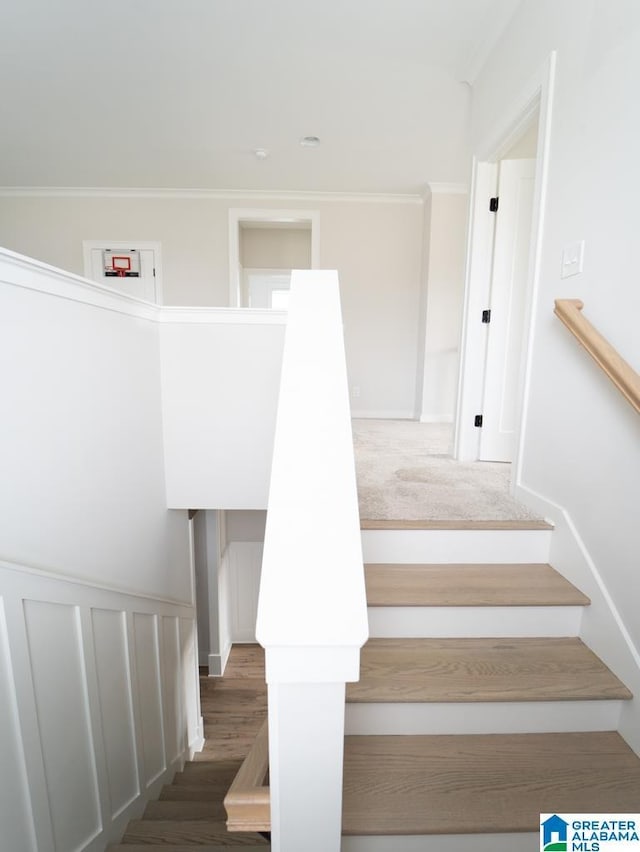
482,309,491,324
153,267,156,277
474,415,483,427
489,197,499,212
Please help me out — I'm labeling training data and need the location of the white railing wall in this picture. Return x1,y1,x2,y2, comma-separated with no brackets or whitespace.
256,270,369,852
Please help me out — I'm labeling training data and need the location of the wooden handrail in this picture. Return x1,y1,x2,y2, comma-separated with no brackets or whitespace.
554,299,640,414
224,719,270,832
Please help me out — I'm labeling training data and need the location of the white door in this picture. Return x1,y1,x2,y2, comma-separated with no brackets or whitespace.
479,159,535,462
84,242,162,304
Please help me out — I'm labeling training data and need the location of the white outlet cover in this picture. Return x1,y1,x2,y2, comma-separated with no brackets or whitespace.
561,240,585,278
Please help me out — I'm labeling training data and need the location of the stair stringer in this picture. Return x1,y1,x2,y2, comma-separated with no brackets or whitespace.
515,484,640,755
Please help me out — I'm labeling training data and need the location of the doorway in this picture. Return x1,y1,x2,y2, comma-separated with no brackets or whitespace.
479,125,537,462
454,52,556,478
228,209,320,308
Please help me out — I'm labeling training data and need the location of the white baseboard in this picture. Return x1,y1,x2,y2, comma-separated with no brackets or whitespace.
208,639,232,677
367,604,582,639
189,717,205,756
350,409,415,420
515,483,640,755
361,528,553,564
345,699,621,736
343,834,539,852
418,414,454,424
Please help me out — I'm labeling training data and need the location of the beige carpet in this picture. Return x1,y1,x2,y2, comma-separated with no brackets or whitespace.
352,419,543,523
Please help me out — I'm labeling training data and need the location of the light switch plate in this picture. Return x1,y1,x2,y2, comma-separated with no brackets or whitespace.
561,240,585,278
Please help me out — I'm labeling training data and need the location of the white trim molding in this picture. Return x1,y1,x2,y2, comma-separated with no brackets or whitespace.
425,182,469,196
0,186,424,204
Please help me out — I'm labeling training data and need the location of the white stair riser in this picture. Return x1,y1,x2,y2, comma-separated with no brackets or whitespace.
345,699,623,736
367,605,583,638
342,833,540,852
361,529,552,564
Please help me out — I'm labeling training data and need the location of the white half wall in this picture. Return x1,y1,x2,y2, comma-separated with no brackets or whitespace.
0,249,191,602
0,193,424,418
159,312,286,508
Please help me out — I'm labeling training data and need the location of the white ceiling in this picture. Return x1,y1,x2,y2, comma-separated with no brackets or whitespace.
0,0,521,194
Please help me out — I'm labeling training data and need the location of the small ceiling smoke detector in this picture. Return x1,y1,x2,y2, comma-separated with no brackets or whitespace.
254,148,269,160
300,136,321,147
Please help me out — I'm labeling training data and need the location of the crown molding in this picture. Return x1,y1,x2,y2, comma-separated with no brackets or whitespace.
0,186,423,204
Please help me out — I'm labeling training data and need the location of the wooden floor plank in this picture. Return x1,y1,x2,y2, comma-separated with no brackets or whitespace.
347,638,632,703
342,731,640,834
365,563,590,607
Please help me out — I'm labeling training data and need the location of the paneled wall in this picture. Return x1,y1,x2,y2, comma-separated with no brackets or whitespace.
0,560,201,852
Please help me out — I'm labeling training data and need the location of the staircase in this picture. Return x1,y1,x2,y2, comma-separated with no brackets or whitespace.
112,521,640,852
340,521,640,851
109,648,269,852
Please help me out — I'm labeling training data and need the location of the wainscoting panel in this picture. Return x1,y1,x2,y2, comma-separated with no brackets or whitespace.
91,608,140,818
24,599,102,852
0,560,199,852
0,596,37,852
160,615,182,764
132,612,166,787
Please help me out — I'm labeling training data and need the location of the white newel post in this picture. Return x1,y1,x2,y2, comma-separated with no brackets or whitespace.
256,271,368,852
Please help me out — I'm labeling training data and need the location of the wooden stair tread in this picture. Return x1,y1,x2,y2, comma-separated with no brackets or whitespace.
159,784,233,801
365,563,590,607
180,759,243,773
111,847,268,851
143,800,226,820
347,637,632,703
173,762,242,786
121,820,267,845
360,518,553,530
342,731,640,834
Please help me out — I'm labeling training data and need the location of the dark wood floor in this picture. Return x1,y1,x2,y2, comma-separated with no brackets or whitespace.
196,645,267,762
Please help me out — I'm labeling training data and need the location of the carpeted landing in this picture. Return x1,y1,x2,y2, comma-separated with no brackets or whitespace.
352,419,544,523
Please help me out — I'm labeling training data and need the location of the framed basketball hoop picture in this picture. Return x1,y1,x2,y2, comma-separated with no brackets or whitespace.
102,248,141,278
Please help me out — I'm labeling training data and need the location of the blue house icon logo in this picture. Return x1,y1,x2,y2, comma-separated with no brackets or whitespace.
541,814,569,851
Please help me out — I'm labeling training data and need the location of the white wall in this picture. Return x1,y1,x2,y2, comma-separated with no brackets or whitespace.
240,226,311,269
418,190,468,422
0,193,424,417
473,0,640,742
159,312,286,508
